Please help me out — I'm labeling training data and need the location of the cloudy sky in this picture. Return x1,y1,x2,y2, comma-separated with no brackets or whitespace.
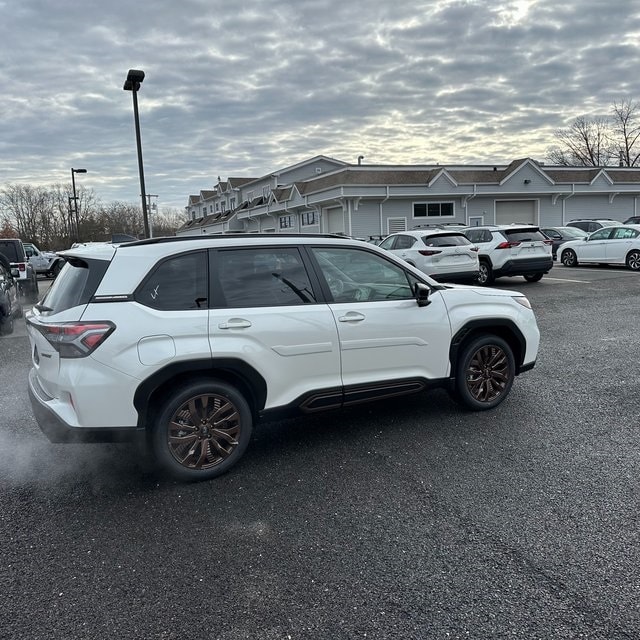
1,0,639,211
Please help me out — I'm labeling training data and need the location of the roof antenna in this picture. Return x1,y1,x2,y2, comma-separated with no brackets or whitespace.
357,155,364,165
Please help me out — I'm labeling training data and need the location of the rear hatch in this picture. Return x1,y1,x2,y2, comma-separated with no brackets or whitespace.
420,233,478,272
26,255,111,398
500,227,551,259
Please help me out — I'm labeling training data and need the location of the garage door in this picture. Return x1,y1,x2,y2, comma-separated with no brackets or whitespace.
495,200,536,225
326,208,345,234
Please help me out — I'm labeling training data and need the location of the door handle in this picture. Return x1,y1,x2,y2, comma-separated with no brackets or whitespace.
218,318,252,329
338,312,365,322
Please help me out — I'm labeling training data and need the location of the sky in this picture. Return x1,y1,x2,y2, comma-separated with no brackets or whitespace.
1,0,640,211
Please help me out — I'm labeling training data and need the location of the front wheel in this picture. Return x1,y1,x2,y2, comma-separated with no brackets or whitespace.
626,250,640,271
454,335,515,410
561,249,578,267
476,261,494,286
523,273,543,282
151,379,253,481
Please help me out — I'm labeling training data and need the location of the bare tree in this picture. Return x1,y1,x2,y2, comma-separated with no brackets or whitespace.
547,116,614,166
610,99,640,167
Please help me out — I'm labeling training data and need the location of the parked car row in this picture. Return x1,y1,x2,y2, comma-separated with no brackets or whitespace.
0,253,23,335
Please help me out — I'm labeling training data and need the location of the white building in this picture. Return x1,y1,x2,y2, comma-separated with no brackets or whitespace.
179,155,640,237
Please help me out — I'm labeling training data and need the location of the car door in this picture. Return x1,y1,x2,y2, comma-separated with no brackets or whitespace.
208,246,341,411
605,227,640,262
308,246,452,399
580,227,614,261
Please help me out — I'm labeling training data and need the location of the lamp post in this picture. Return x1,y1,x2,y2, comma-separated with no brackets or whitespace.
71,167,87,241
123,69,150,238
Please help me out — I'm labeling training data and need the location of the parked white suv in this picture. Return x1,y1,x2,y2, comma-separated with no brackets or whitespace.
26,234,540,481
462,225,553,285
378,228,479,282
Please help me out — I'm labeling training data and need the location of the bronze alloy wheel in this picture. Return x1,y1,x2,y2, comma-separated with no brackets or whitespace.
465,343,511,403
152,379,253,481
453,334,515,410
167,393,242,470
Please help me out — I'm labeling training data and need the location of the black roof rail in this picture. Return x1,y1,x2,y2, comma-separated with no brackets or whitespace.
120,233,356,248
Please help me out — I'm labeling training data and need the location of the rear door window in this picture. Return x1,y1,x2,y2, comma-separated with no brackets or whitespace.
136,251,208,310
0,241,20,262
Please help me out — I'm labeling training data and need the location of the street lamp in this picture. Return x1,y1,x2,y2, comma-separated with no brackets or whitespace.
71,167,87,241
123,69,150,238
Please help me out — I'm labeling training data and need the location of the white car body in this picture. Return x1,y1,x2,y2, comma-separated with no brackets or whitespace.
25,234,540,480
378,228,479,282
559,224,640,269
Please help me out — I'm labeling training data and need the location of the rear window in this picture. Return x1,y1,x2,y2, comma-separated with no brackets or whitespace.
40,257,109,314
503,229,547,242
422,233,471,247
0,241,22,262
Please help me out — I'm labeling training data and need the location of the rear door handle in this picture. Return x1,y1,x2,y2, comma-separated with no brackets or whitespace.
218,318,252,329
338,312,365,322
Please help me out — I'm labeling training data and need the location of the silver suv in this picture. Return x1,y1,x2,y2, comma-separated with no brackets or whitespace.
462,225,553,285
26,234,540,481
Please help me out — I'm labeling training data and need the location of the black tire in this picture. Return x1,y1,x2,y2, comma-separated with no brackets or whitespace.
454,335,515,410
523,273,543,282
476,260,494,286
26,278,39,303
151,379,253,481
0,303,14,336
561,249,578,267
626,250,640,271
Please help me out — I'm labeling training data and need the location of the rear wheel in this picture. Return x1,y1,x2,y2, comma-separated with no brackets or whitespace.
454,335,515,410
151,379,253,481
476,261,494,286
561,249,578,267
626,250,640,271
0,303,14,336
523,273,543,282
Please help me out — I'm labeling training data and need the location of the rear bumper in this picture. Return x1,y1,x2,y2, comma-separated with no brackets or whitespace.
28,368,143,443
430,269,479,283
494,257,553,278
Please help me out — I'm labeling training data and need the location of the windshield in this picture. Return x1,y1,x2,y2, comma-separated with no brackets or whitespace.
563,227,588,238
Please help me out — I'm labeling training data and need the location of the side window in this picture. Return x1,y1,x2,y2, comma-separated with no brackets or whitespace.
613,227,638,239
311,247,416,303
136,251,208,310
214,247,316,308
589,228,613,241
378,236,396,250
394,235,416,250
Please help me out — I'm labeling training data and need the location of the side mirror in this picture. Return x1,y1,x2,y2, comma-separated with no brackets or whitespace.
414,282,431,307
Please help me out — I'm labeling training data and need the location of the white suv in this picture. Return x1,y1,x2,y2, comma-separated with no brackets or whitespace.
462,225,553,285
26,234,540,481
378,228,479,282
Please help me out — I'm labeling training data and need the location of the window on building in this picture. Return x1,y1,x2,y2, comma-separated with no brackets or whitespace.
215,203,219,212
301,211,317,226
230,198,236,209
279,215,294,229
413,202,454,218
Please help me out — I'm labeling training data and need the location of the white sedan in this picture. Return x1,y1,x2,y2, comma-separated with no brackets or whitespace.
559,224,640,271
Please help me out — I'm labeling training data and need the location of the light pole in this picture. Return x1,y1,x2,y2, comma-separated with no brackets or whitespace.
123,69,150,238
71,167,87,242
144,194,158,238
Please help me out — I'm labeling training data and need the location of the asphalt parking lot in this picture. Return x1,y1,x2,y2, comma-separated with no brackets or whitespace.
1,266,639,639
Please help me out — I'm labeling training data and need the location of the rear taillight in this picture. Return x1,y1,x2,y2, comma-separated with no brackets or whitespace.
30,321,115,358
471,246,479,252
543,239,553,245
418,249,442,256
496,241,521,249
18,262,26,272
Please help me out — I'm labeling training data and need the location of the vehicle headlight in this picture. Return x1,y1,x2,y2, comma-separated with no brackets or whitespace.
512,296,532,309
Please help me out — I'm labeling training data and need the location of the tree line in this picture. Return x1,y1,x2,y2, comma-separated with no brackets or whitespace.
547,99,640,167
0,183,188,250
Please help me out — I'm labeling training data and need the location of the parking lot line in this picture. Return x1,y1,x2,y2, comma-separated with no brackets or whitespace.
544,276,590,283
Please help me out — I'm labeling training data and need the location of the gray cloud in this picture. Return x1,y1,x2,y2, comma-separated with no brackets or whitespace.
1,0,640,209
